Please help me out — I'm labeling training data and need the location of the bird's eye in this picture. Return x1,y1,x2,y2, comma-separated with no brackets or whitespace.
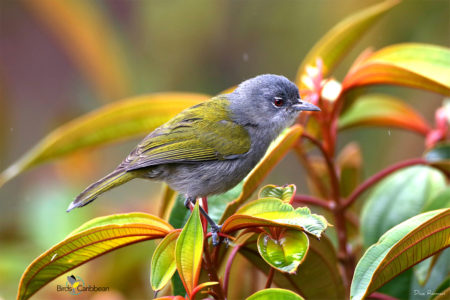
273,97,285,107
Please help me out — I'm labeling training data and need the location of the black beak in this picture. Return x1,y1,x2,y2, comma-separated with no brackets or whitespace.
292,99,320,111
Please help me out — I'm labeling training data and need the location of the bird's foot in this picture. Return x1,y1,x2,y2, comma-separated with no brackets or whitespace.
184,196,226,246
210,224,223,247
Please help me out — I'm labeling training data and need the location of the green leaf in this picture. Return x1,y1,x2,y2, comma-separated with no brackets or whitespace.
206,181,244,224
350,209,450,300
257,230,309,274
220,125,303,223
361,166,446,248
171,271,186,297
425,142,450,173
246,288,304,300
17,213,173,300
151,230,180,292
342,43,450,96
0,92,208,187
258,184,296,203
175,201,204,298
222,198,328,238
241,235,345,299
296,0,399,88
339,94,430,135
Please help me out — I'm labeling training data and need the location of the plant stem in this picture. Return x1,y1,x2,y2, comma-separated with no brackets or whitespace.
265,268,275,289
200,197,208,234
223,245,241,298
342,158,427,209
292,194,331,209
203,243,225,300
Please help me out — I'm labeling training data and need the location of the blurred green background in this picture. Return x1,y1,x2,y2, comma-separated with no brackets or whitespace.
0,0,448,299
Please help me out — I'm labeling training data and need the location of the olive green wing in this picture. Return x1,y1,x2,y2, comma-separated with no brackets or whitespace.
124,99,251,171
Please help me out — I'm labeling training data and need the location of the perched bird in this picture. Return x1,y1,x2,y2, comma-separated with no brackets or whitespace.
67,74,320,245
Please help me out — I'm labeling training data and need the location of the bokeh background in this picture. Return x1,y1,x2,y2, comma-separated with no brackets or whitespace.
0,0,448,299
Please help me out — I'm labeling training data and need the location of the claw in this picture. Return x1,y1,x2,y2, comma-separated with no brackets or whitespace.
185,196,224,246
211,224,222,247
184,196,196,208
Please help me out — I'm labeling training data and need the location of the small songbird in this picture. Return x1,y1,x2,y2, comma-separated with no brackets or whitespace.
67,74,320,245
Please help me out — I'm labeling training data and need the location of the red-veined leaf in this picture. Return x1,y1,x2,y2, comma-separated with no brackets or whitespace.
175,202,204,298
351,209,450,300
222,198,328,238
339,94,431,135
342,43,450,96
17,213,173,300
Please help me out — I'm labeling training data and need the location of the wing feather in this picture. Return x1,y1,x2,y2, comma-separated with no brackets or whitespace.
123,98,251,171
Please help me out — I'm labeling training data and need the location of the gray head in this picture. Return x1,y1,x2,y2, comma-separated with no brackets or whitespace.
228,74,320,132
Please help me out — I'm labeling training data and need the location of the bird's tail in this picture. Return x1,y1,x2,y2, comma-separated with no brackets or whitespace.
67,169,133,212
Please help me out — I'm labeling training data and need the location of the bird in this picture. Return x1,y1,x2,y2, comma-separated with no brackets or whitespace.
67,74,320,245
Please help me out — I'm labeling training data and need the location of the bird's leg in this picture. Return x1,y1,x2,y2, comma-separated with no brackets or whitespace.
198,205,222,246
184,196,196,208
184,196,222,246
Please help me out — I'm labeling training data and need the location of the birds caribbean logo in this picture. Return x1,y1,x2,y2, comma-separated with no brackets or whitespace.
67,74,320,246
66,274,85,295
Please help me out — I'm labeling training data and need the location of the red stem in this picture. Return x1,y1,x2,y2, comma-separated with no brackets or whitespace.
343,158,427,209
292,195,332,209
200,197,208,234
265,268,275,289
223,245,241,298
202,243,225,300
